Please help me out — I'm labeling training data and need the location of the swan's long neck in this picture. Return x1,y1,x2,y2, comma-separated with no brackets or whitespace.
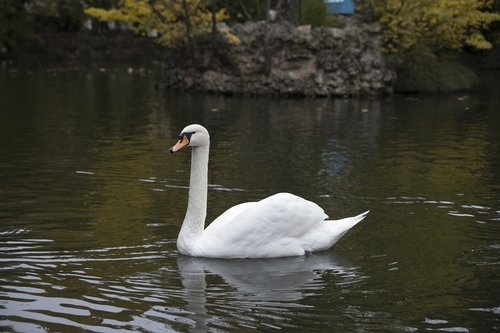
179,144,209,242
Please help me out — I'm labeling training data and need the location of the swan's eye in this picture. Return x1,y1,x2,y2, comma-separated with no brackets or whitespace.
177,131,195,144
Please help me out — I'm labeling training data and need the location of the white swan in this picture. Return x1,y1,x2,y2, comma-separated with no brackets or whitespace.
170,124,368,258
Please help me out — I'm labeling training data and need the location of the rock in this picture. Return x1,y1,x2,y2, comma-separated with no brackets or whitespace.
268,22,294,42
294,25,313,43
325,27,345,39
160,19,394,96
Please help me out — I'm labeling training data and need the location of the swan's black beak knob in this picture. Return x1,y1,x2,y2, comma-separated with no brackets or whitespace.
170,134,190,153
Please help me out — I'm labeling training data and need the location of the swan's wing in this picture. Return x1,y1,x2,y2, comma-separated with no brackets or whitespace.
208,202,257,230
201,193,328,257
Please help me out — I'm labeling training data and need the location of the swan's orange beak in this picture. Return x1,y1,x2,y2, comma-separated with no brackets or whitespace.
170,135,189,153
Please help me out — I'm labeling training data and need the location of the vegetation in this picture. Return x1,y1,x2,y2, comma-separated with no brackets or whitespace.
0,1,36,51
362,0,500,91
2,0,500,92
300,0,328,27
364,0,500,53
393,45,479,92
85,0,239,46
0,0,118,52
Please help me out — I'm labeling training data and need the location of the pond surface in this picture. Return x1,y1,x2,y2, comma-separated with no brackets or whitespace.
0,69,499,332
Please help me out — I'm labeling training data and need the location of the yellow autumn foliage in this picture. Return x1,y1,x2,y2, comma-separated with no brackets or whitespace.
85,0,240,46
365,0,500,53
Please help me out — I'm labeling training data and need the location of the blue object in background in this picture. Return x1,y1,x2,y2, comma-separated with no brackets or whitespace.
325,0,355,14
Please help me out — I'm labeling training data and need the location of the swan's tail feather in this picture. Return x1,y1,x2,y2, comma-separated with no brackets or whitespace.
301,211,369,252
327,210,369,232
352,210,370,225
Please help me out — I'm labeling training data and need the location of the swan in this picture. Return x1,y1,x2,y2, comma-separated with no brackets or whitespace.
170,124,368,258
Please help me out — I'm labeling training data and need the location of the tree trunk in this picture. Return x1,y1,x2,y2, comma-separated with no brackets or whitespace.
277,0,301,24
210,0,218,51
286,0,301,25
181,0,195,67
210,0,217,37
181,0,192,40
264,0,271,74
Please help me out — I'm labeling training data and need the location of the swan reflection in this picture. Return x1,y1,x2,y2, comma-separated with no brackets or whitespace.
177,252,360,331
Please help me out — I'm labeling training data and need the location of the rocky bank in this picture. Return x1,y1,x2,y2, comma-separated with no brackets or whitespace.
160,20,395,96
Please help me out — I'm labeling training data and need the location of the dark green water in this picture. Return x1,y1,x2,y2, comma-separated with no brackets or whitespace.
0,69,499,332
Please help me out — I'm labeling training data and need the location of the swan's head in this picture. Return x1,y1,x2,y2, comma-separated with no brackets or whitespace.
170,124,210,153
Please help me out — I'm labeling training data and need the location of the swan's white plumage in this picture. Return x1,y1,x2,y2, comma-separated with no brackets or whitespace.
171,124,368,258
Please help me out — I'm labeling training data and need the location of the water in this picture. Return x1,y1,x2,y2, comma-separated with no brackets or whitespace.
0,68,499,332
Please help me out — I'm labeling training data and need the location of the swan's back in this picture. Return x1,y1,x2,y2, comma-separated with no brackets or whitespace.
194,193,365,258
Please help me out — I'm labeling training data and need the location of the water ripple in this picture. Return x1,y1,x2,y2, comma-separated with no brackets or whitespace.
384,195,500,226
0,232,368,332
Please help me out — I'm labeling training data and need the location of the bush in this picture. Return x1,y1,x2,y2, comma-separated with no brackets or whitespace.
301,0,327,27
394,45,479,92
